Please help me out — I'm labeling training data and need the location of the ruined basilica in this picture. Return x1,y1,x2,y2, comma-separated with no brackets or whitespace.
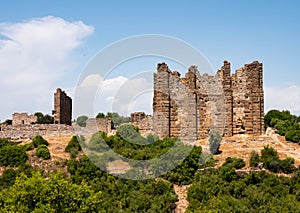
152,60,264,141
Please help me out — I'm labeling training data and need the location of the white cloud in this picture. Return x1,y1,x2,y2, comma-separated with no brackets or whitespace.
73,74,153,118
265,84,300,115
0,16,93,120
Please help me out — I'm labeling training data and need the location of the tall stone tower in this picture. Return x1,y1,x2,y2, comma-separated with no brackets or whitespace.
153,60,264,141
53,88,72,125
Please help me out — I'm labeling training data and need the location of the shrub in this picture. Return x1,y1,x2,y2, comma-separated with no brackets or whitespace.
0,146,28,166
250,151,260,167
22,142,34,151
65,135,83,158
36,145,51,160
32,135,49,147
285,130,300,143
223,157,246,169
0,138,15,148
280,157,295,174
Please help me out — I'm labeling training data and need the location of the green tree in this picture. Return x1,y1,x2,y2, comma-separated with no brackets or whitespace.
0,146,28,166
36,145,51,160
222,157,245,169
96,112,105,118
65,135,83,158
250,150,260,167
76,115,89,127
0,172,104,212
285,130,300,143
32,135,49,147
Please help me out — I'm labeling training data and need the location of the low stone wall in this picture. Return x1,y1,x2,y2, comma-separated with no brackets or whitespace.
0,124,75,140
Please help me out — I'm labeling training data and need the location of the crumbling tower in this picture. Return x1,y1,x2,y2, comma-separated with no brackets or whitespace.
53,88,72,125
153,60,264,141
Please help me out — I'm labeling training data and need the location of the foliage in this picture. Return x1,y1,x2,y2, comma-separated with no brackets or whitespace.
187,168,300,212
249,146,295,174
0,138,15,148
199,153,215,168
264,109,295,127
208,130,222,154
222,157,246,169
96,112,105,118
0,145,28,166
285,130,300,143
66,155,177,212
32,135,49,147
264,109,300,143
65,135,83,158
22,142,34,151
164,146,202,185
0,171,105,212
249,150,260,167
76,115,89,127
36,145,51,160
34,112,54,124
106,112,130,127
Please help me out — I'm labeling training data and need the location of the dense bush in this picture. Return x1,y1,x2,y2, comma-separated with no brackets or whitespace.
36,145,51,159
32,135,49,147
0,172,105,212
250,146,296,174
22,142,34,151
0,145,28,166
187,168,300,212
164,146,202,185
65,135,83,158
34,112,54,124
222,157,246,169
264,109,300,143
66,155,178,212
249,150,260,167
0,138,15,148
285,130,300,143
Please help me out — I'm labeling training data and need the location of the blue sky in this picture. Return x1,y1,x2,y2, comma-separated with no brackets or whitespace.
0,0,300,120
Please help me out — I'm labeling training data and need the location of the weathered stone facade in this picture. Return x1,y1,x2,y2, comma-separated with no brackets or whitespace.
130,112,153,132
85,118,113,133
53,88,72,125
153,60,264,142
12,112,37,125
0,124,74,140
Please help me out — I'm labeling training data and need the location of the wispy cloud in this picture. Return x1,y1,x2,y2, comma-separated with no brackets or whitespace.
0,16,93,120
265,84,300,115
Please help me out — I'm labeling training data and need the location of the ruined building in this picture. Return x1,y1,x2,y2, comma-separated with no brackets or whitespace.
53,88,72,125
12,113,37,125
85,118,113,133
130,112,153,133
153,60,264,142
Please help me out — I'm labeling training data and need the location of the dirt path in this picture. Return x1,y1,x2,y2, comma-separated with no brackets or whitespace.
174,184,190,213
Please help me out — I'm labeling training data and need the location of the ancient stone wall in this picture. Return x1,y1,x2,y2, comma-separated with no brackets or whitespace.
85,118,113,133
0,124,74,140
153,61,264,141
53,88,72,125
130,112,153,132
12,112,37,125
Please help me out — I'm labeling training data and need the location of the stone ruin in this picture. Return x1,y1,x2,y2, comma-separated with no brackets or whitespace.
85,118,113,134
153,60,264,142
130,112,153,134
53,88,72,125
12,112,37,125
